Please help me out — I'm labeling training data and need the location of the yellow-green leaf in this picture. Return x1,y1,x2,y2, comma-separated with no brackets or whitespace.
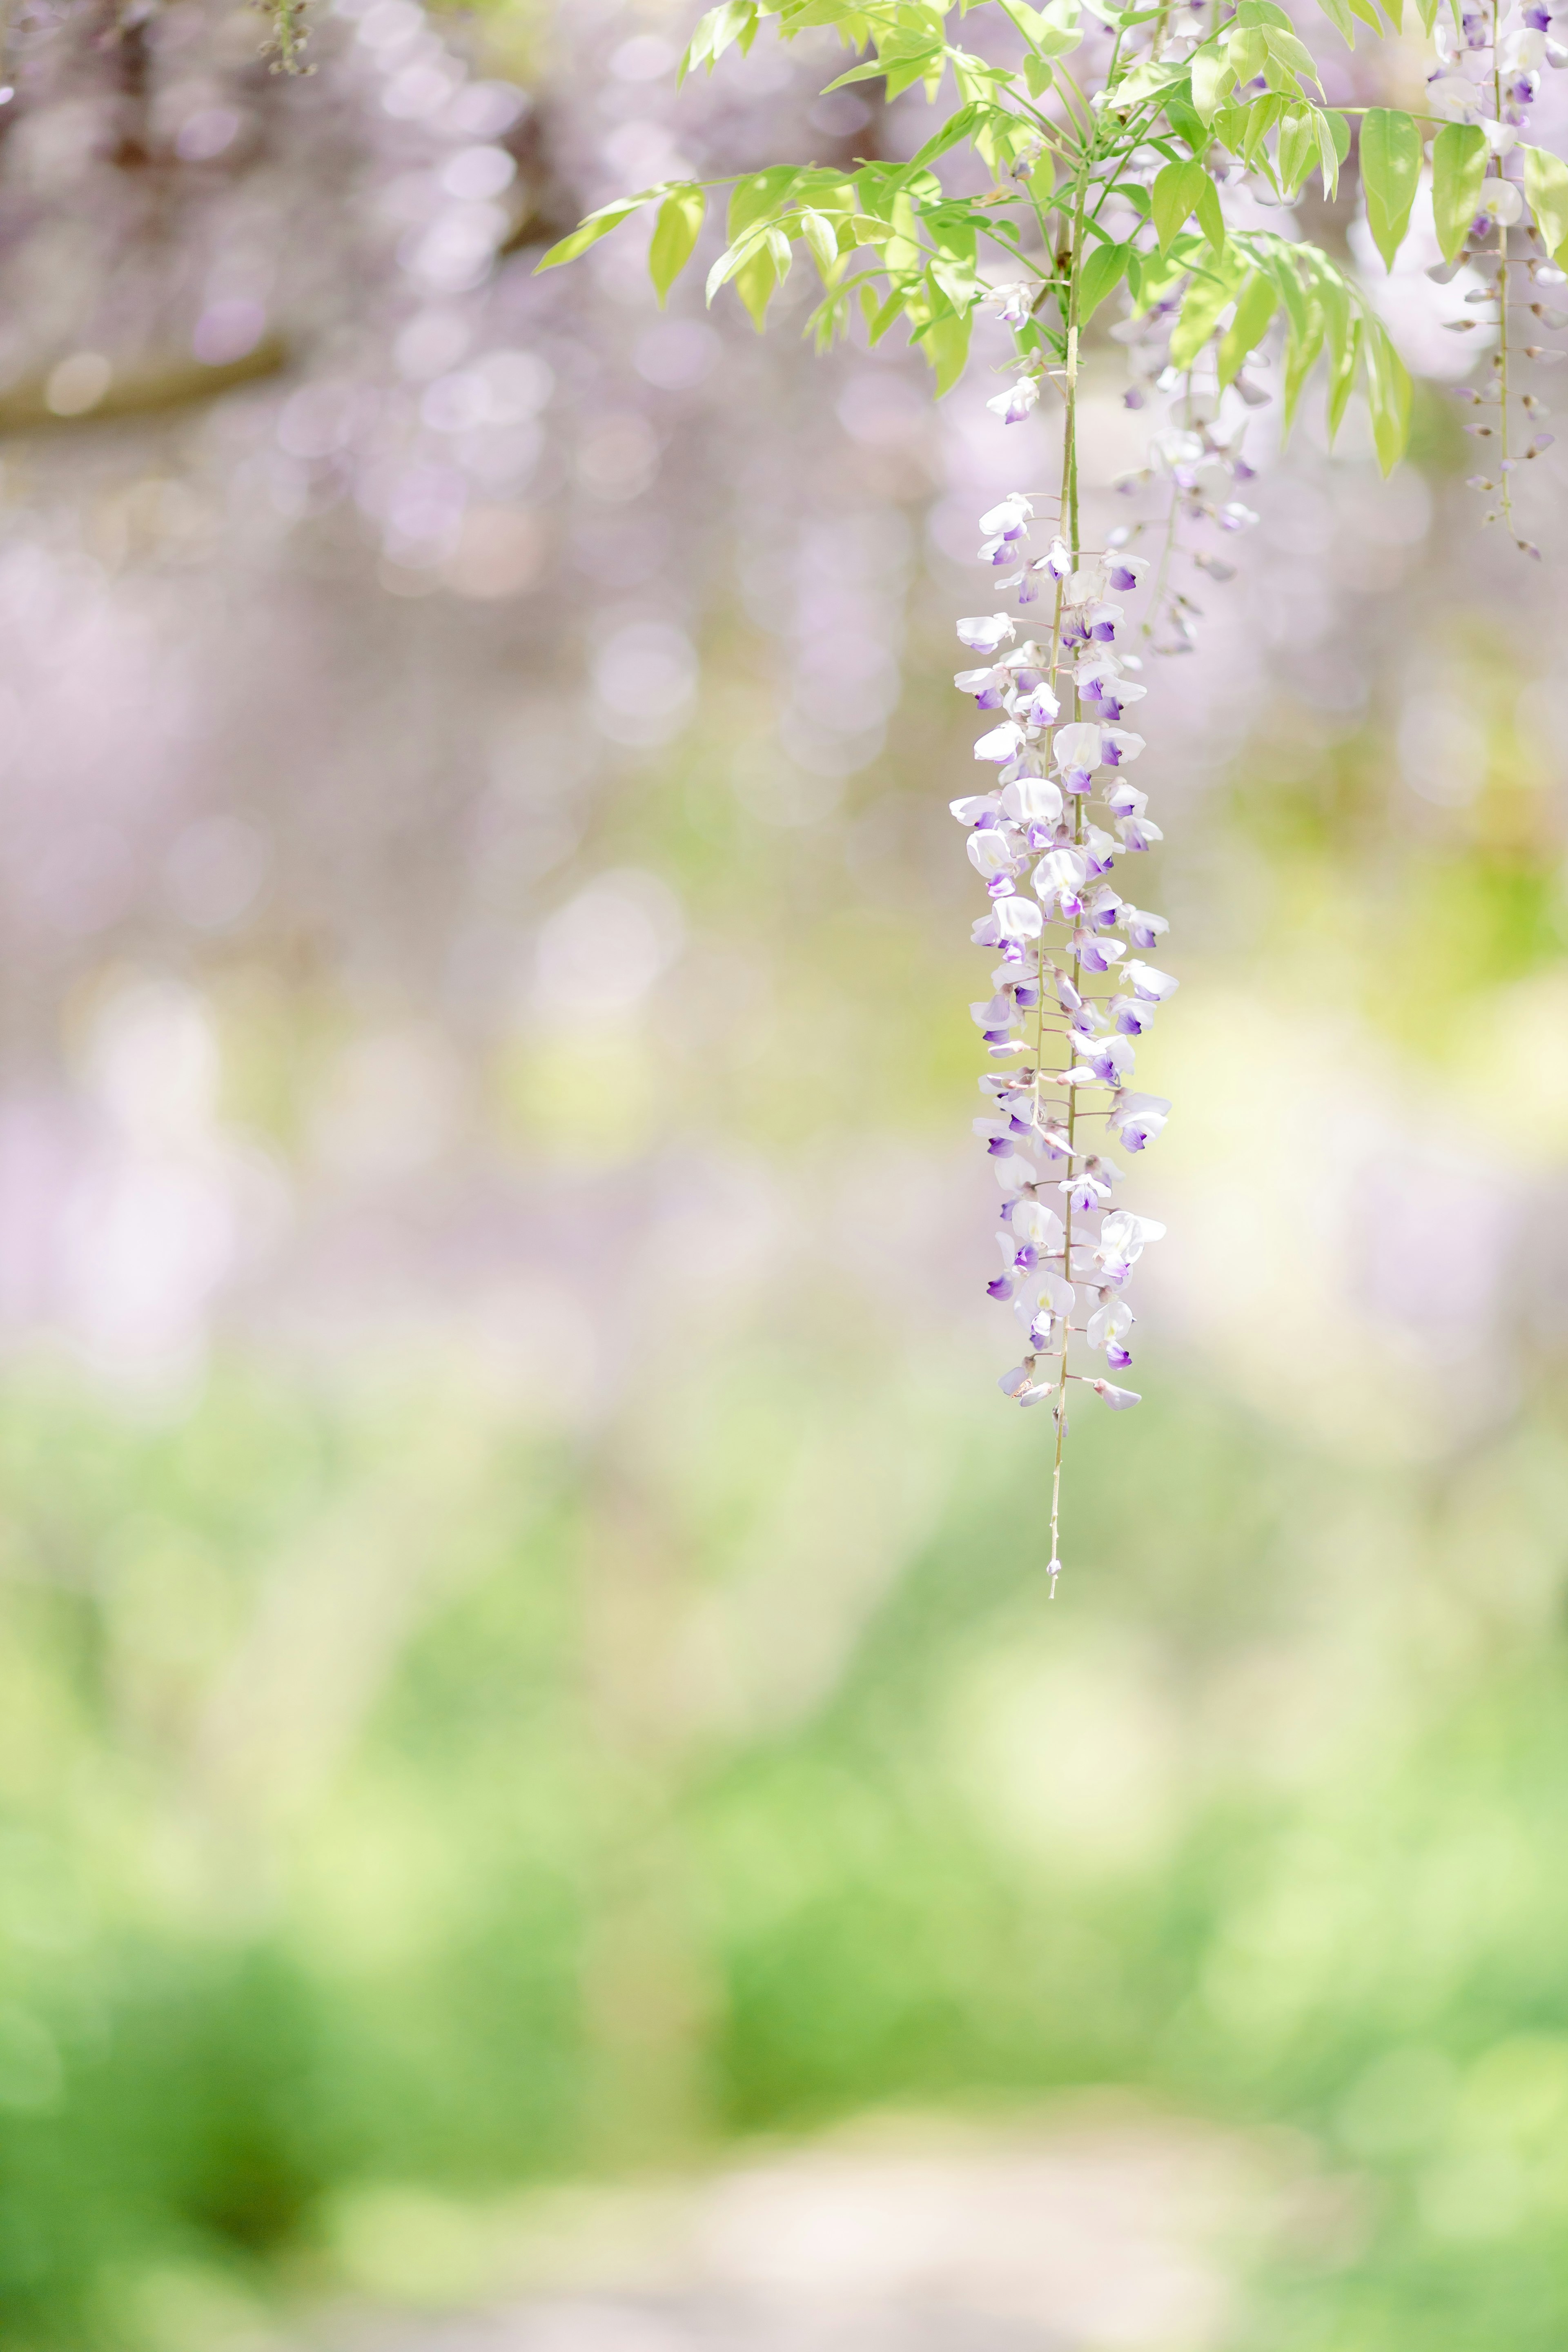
1226,24,1268,79
535,199,646,274
1432,124,1489,262
1079,238,1131,321
1360,107,1422,271
1362,318,1411,473
1217,268,1278,383
1192,47,1237,121
648,186,706,305
1314,108,1349,200
1169,249,1247,366
734,243,777,331
1153,158,1208,254
799,209,842,275
1523,142,1568,265
1275,107,1316,196
923,305,973,395
729,167,800,241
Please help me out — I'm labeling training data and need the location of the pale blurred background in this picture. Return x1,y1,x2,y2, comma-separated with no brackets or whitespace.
4,2,1568,2348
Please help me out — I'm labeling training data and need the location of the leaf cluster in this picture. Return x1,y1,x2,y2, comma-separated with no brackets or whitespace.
529,0,1568,474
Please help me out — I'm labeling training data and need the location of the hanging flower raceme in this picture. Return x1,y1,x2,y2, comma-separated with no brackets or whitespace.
952,453,1173,1591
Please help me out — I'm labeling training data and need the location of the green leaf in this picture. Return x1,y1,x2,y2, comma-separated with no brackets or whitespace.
798,208,842,274
1217,268,1278,383
1275,107,1317,196
1523,142,1568,265
1169,249,1247,366
1024,52,1054,92
1314,0,1357,42
1153,158,1208,254
1347,0,1384,31
865,281,910,345
678,1,759,85
1432,123,1489,262
1281,298,1325,433
922,304,973,395
1194,172,1226,252
1079,238,1131,321
535,197,648,273
824,32,944,100
906,104,982,169
648,186,707,305
1226,24,1268,78
1321,276,1359,441
1164,88,1207,152
1262,27,1321,82
729,167,801,241
1359,109,1421,271
734,243,778,331
1362,317,1411,472
1191,45,1236,122
1315,109,1349,199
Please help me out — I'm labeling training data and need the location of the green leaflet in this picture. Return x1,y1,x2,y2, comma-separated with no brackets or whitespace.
1217,269,1278,385
921,302,974,395
1522,143,1568,265
1169,248,1247,367
1227,23,1268,78
648,187,707,305
1321,273,1359,442
1190,45,1236,121
733,244,778,331
1274,107,1319,196
823,26,946,101
1362,316,1412,474
1079,238,1131,321
729,166,802,242
1152,158,1210,253
535,195,650,274
1316,107,1349,199
906,103,981,169
1262,26,1322,86
1314,0,1357,40
1432,124,1489,263
678,0,760,85
798,208,843,274
1360,108,1422,270
1282,297,1325,432
1243,236,1310,341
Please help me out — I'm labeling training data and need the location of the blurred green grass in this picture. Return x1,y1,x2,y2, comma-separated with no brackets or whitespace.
4,1329,1568,2349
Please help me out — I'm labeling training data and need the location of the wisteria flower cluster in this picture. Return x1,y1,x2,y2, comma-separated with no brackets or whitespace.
950,488,1172,1584
543,0,1568,1578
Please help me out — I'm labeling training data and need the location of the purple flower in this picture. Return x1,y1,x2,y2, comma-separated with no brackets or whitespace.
1105,1091,1170,1151
975,718,1028,764
1122,959,1179,1002
1072,928,1127,976
957,612,1016,654
1121,904,1168,950
1110,994,1157,1037
987,375,1040,424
